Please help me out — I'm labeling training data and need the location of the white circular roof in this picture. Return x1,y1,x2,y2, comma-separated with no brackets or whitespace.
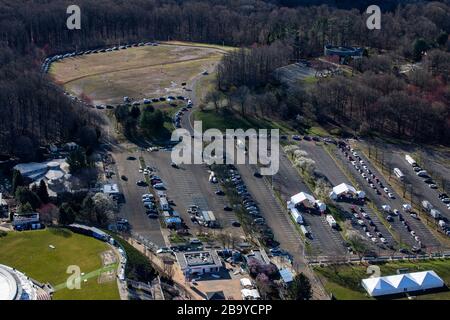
47,161,60,169
45,169,64,181
0,265,18,300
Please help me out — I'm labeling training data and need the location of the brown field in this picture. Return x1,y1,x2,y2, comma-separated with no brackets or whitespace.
50,42,228,105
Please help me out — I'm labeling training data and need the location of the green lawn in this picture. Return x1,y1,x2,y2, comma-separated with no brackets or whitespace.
315,260,450,300
0,228,120,300
193,109,293,134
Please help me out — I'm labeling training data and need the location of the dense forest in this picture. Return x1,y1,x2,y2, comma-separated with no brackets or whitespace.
1,0,450,159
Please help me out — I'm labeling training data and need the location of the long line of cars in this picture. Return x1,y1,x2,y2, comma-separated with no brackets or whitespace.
338,141,424,252
173,99,193,128
41,41,159,74
223,165,279,248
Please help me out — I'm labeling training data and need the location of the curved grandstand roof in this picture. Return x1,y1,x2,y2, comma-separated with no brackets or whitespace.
0,265,19,300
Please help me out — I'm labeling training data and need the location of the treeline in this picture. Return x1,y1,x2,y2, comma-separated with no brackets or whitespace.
311,51,450,143
218,42,293,89
0,56,102,160
2,1,449,56
1,0,449,158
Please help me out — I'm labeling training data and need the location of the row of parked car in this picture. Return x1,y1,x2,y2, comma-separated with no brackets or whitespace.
173,99,193,128
41,41,159,74
408,163,450,210
350,206,388,245
224,166,277,247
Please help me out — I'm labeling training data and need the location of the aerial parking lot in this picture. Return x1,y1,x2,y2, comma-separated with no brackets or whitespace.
272,149,347,258
140,148,246,240
296,140,396,254
332,142,441,252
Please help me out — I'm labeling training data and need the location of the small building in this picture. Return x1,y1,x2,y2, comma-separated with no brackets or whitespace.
244,249,271,265
14,159,71,198
68,223,110,241
324,45,363,64
176,250,222,277
361,270,444,297
12,213,40,230
279,268,294,285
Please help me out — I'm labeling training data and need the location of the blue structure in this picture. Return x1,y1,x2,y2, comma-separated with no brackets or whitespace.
324,45,363,61
279,268,294,284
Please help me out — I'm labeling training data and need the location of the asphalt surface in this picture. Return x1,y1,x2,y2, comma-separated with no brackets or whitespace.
113,147,166,247
142,148,245,239
336,142,442,251
298,140,395,253
273,148,347,257
383,148,450,221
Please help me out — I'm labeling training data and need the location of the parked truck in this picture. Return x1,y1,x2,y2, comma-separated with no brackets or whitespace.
405,154,417,166
300,225,311,238
394,168,405,180
326,214,337,228
289,207,304,224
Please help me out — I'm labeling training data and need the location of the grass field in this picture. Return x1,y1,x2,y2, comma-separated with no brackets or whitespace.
315,260,450,300
193,108,294,134
0,228,120,300
50,42,227,105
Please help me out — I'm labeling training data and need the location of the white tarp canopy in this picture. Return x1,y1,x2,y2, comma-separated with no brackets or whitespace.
332,183,357,196
361,270,444,297
241,289,261,300
291,192,316,207
240,278,253,288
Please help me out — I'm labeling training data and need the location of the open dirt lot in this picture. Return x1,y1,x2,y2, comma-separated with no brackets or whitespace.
50,42,226,105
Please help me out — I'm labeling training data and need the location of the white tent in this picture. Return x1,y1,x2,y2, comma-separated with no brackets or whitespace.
409,270,445,290
331,183,357,198
290,192,316,207
362,270,444,297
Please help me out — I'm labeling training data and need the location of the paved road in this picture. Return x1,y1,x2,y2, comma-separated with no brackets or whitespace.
142,149,245,238
385,149,450,221
337,142,442,251
113,146,166,247
299,141,395,253
273,148,347,257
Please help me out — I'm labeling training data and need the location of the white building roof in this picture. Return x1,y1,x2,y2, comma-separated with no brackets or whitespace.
361,270,444,297
240,278,253,288
241,289,261,299
332,183,357,196
0,265,18,300
290,192,316,206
